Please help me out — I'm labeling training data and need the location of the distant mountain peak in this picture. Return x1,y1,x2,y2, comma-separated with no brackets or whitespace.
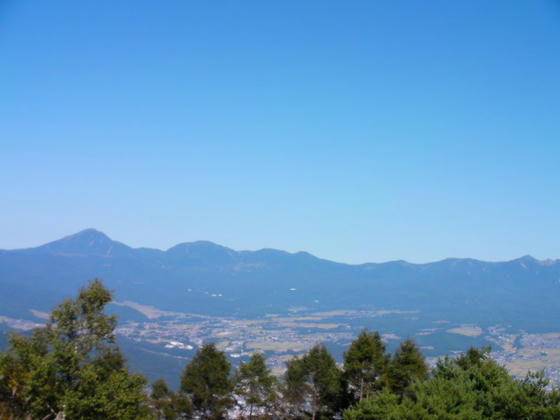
514,255,559,266
167,240,234,253
166,241,238,264
57,228,113,246
69,228,111,240
37,229,131,257
513,255,538,266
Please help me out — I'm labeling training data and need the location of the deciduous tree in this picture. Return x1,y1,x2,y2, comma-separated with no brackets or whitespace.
0,279,149,420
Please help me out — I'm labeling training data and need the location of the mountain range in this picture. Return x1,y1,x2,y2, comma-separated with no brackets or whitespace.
2,229,560,386
1,228,559,329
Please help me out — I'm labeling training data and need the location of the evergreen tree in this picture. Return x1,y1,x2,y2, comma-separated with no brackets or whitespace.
234,352,278,419
283,354,309,418
343,329,389,402
384,338,428,396
0,279,149,420
345,345,560,420
284,344,342,420
455,345,491,370
150,378,192,420
181,343,233,420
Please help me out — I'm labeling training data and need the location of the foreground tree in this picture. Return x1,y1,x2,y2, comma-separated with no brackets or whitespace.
0,279,149,420
344,346,560,419
181,343,233,419
383,338,428,396
283,351,309,418
284,344,342,420
234,352,279,419
150,378,192,420
343,329,389,402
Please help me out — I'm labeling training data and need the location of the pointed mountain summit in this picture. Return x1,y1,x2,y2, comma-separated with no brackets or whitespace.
36,228,132,257
511,255,555,268
514,255,538,263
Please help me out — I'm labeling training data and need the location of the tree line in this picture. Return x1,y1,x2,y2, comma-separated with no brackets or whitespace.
1,279,560,419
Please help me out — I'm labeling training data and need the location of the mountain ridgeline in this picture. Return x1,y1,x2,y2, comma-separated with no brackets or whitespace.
1,229,559,331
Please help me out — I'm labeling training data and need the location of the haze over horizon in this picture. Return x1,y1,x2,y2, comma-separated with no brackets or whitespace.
2,1,559,263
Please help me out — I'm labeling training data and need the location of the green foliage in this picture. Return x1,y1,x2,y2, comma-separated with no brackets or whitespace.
344,346,560,420
344,329,389,402
284,344,342,419
150,378,192,420
3,280,560,420
234,352,279,419
384,338,428,396
344,390,404,420
283,352,309,418
181,343,233,419
0,278,149,420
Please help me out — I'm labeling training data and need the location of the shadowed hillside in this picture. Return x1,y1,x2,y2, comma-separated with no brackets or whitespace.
1,229,559,330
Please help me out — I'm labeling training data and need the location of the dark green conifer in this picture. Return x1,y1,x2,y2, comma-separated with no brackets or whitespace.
343,329,389,401
150,378,192,420
234,352,278,419
181,343,233,419
284,343,342,420
384,338,428,396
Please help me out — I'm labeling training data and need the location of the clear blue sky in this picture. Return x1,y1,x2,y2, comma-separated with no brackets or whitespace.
1,1,559,263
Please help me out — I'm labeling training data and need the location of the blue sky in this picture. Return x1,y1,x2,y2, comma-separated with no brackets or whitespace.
1,1,559,263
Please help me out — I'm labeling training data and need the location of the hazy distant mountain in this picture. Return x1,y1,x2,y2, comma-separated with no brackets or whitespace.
1,229,559,330
2,229,560,388
30,228,134,257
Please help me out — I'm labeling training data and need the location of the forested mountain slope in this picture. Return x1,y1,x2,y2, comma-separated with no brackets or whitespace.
1,229,559,329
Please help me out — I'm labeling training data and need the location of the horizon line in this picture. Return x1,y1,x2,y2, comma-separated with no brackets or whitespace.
1,228,558,267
